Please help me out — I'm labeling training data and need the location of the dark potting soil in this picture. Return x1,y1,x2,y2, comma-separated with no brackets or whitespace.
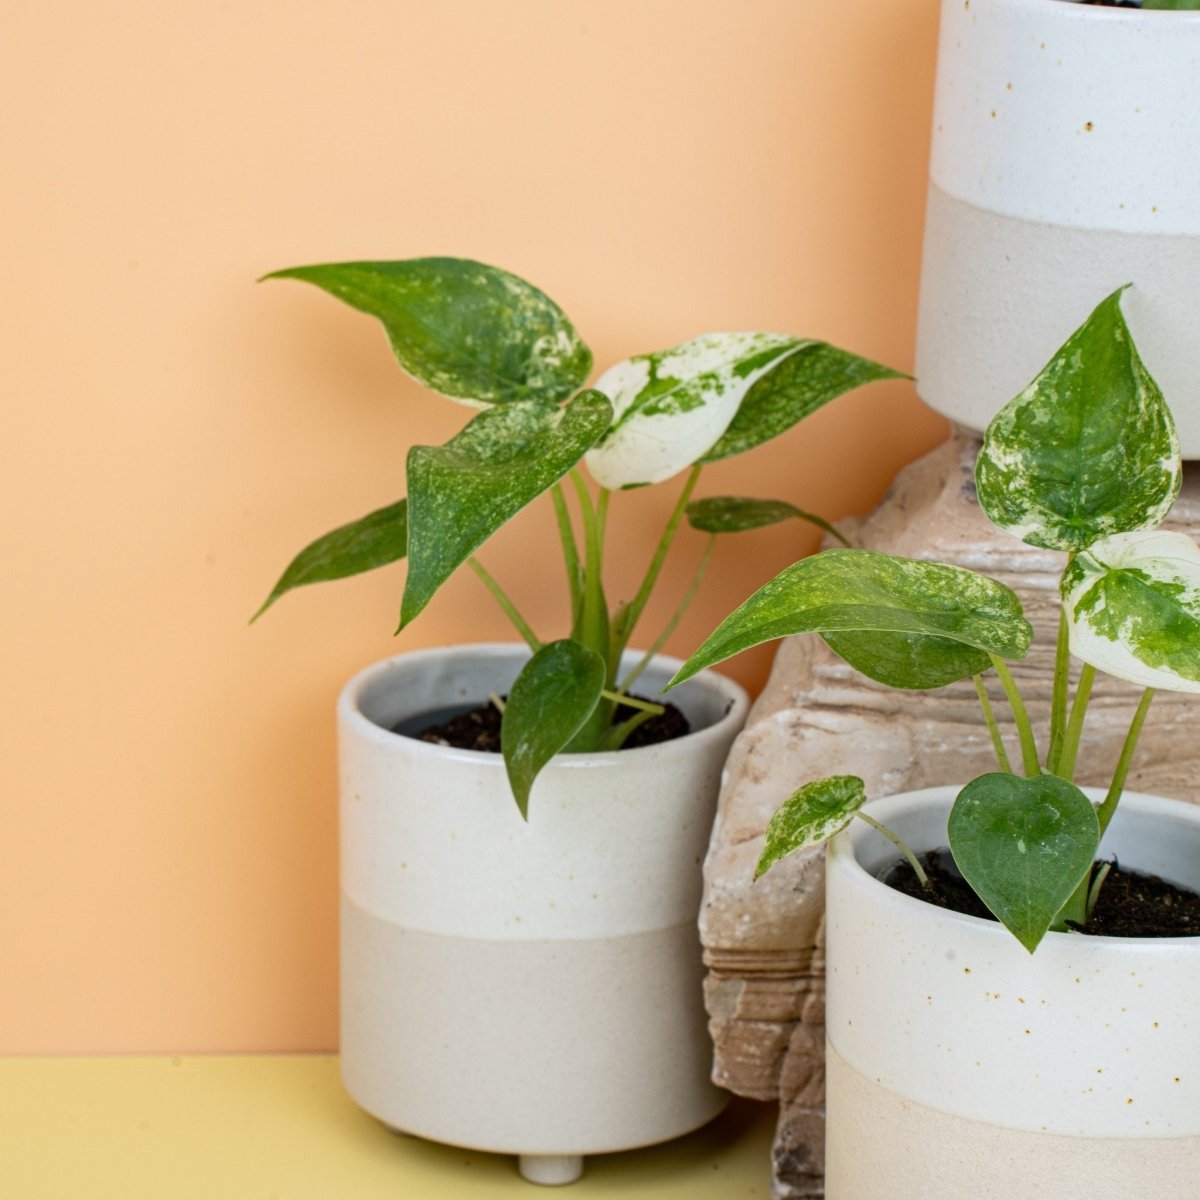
883,849,1200,939
396,696,690,754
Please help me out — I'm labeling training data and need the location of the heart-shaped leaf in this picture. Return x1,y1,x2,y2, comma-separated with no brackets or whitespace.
949,773,1100,953
755,776,867,879
701,340,906,464
975,287,1181,552
253,499,408,620
1062,529,1200,693
669,549,1032,688
402,390,613,627
502,639,606,818
265,258,593,406
584,333,805,489
685,496,848,546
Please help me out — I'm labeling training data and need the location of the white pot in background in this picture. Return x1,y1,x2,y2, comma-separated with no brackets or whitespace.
338,643,748,1185
824,786,1200,1200
915,0,1200,453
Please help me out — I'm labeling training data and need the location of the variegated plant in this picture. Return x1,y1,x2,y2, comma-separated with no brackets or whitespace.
255,257,901,815
671,286,1200,952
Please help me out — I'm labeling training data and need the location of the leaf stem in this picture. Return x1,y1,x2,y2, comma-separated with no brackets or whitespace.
1047,604,1071,775
1058,687,1154,931
468,558,541,651
611,464,703,661
987,655,1040,777
972,674,1013,775
550,483,583,629
569,470,612,668
856,811,928,888
1096,687,1155,836
619,534,717,695
1057,663,1097,782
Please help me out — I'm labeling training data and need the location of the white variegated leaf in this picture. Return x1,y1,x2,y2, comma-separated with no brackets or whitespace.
1062,530,1200,693
584,332,804,489
976,288,1180,552
755,776,867,879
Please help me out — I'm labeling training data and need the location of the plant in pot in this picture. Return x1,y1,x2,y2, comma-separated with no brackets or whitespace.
670,287,1200,1198
255,257,901,1183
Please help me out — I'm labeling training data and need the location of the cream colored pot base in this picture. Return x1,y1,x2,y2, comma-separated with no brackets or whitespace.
826,1042,1200,1200
341,894,725,1160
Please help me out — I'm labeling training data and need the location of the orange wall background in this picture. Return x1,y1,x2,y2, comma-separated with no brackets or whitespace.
1,0,946,1054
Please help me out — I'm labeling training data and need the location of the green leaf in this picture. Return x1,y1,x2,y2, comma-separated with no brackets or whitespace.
755,776,867,878
264,258,592,406
584,333,805,489
401,390,612,628
252,499,408,620
821,630,991,691
685,496,848,546
949,774,1100,953
669,549,1032,688
1062,529,1200,693
701,341,906,463
502,639,606,818
1142,1,1200,10
975,287,1181,552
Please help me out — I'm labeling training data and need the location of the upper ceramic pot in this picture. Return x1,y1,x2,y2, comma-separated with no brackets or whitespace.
915,0,1200,453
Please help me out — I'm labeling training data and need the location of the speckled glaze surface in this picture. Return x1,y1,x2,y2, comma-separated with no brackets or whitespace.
915,0,1200,452
824,786,1200,1199
337,644,748,1166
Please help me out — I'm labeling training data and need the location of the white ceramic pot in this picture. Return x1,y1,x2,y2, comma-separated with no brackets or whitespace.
915,0,1200,453
338,643,748,1185
824,785,1200,1200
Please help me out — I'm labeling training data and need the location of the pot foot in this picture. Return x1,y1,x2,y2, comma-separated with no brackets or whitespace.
518,1154,583,1186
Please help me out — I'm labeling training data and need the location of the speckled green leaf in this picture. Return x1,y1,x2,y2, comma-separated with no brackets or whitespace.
976,287,1180,552
1062,530,1200,693
503,639,606,819
669,549,1031,688
402,390,613,627
949,774,1100,953
253,499,407,619
1143,1,1200,10
701,341,906,463
821,629,991,691
755,776,867,878
264,258,592,406
584,333,805,489
685,496,848,546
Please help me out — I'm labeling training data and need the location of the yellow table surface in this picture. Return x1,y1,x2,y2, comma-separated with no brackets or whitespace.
0,1055,775,1198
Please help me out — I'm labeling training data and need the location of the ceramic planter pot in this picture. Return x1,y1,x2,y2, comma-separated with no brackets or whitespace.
338,643,748,1185
915,0,1200,454
824,786,1200,1200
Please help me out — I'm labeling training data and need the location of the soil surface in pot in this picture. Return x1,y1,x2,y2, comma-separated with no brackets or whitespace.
394,697,690,754
883,850,1200,938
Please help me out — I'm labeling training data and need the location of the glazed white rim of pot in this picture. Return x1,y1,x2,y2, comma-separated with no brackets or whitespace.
338,641,748,768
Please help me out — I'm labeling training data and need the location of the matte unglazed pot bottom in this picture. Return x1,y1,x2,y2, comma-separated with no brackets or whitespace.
825,1044,1199,1200
342,897,719,1157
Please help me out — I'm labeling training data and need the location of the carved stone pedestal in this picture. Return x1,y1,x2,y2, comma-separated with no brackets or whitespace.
700,431,1200,1199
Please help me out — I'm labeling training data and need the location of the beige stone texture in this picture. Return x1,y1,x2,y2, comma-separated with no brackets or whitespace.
699,431,1200,1199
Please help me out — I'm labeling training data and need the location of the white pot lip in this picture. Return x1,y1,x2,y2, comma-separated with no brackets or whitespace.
338,641,750,769
831,784,1200,948
993,0,1200,22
